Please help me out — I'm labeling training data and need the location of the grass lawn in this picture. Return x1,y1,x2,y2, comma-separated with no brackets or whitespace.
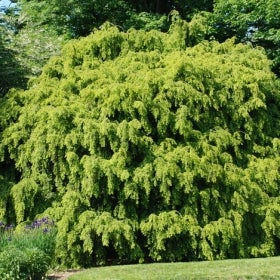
68,256,280,279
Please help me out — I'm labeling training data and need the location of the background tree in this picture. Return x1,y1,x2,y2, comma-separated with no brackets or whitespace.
0,0,171,91
172,0,213,20
15,0,214,37
4,0,280,88
211,0,280,75
0,4,27,95
0,0,64,94
17,0,135,37
1,20,280,266
0,0,214,93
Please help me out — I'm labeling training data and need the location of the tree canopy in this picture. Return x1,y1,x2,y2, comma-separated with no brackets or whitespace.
0,8,27,95
2,0,280,97
0,0,64,94
211,0,280,75
1,20,280,266
15,0,214,37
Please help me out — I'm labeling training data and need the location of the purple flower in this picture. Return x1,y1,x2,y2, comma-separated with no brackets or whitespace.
24,217,55,233
41,217,48,224
42,227,49,233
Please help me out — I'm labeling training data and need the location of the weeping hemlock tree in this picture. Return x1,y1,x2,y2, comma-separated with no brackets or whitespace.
1,18,280,266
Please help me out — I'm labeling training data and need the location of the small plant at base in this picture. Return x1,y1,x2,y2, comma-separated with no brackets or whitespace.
0,222,14,249
0,217,57,279
0,246,50,280
22,217,57,256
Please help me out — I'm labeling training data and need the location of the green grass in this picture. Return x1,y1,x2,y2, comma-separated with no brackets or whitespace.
68,257,280,279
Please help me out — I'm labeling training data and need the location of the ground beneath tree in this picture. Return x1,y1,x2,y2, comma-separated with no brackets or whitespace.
47,269,82,280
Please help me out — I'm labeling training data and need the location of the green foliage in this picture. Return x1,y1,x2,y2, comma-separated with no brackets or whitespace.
211,0,280,75
0,218,56,280
0,2,64,94
75,211,142,266
0,23,27,95
16,0,214,37
0,175,13,221
0,218,56,279
12,26,64,79
0,218,56,255
141,211,200,261
172,0,214,21
4,0,280,99
123,12,169,32
1,20,280,266
11,178,38,223
18,0,132,37
0,247,50,280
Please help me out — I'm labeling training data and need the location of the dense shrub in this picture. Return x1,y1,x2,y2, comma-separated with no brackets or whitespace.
0,19,280,266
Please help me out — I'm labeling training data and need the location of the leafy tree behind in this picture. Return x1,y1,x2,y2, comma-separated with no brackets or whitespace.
4,0,279,93
0,1,64,94
211,0,280,75
0,8,27,95
16,0,214,37
1,20,280,266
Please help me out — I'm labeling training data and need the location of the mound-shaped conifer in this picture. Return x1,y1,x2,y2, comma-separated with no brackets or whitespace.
1,20,280,266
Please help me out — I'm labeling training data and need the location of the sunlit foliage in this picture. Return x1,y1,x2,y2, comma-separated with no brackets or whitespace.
0,19,280,266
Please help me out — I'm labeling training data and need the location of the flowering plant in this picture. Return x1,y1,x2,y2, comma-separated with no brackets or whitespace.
0,217,57,280
0,217,56,254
